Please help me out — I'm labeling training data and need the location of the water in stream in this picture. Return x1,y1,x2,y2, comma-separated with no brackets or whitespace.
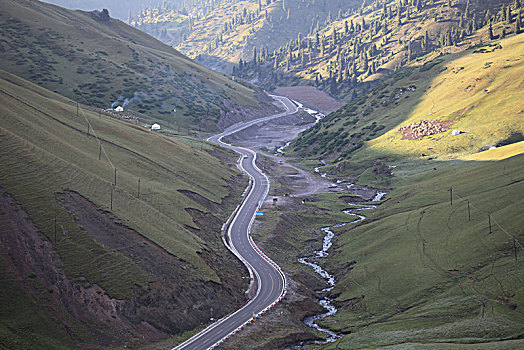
297,191,386,345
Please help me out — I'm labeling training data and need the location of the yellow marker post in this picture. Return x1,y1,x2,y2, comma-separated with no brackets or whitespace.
252,312,256,320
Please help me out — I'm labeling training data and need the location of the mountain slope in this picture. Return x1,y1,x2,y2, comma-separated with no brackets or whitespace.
0,0,273,132
0,69,249,348
289,33,524,183
323,153,524,349
130,0,360,72
235,0,521,98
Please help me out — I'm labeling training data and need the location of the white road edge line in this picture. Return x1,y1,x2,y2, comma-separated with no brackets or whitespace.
173,95,296,350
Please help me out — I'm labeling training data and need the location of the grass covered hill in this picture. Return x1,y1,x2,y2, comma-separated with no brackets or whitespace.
289,33,524,184
0,69,249,348
321,153,524,349
0,0,271,132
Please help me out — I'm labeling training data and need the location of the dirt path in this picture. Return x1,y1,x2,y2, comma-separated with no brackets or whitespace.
273,86,345,115
259,152,342,198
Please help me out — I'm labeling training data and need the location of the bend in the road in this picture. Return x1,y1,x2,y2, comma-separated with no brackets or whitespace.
173,95,296,350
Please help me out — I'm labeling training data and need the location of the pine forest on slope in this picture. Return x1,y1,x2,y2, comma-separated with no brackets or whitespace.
132,0,523,101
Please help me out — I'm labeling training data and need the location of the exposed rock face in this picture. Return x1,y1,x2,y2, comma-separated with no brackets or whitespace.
91,9,110,22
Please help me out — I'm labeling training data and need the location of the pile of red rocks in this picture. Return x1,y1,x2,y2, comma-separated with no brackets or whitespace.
397,118,446,140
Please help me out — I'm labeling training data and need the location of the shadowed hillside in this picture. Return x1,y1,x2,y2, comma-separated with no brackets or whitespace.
0,0,275,132
0,69,250,349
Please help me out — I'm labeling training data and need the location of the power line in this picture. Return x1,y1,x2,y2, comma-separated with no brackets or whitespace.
78,104,115,170
451,188,523,250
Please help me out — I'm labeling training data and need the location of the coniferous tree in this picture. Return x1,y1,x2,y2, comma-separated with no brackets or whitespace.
485,10,492,24
489,21,494,39
517,15,522,34
506,6,513,24
362,51,369,71
330,76,337,94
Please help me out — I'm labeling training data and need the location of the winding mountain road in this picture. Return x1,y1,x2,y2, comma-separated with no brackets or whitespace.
173,95,298,350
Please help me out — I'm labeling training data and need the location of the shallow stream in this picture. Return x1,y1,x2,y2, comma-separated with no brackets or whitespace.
297,191,386,345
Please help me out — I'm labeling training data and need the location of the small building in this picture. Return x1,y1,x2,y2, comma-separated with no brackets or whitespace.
151,123,161,131
114,106,124,112
451,129,461,136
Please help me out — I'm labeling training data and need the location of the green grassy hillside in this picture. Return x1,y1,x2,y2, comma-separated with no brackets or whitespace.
289,33,524,184
0,69,248,348
320,154,524,349
0,0,268,132
207,139,524,348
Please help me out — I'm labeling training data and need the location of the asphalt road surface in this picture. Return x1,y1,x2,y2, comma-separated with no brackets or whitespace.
173,95,298,350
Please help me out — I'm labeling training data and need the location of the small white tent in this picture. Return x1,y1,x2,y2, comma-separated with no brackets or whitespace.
151,123,161,131
115,106,124,112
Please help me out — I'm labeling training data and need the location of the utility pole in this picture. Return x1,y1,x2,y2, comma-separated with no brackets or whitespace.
114,168,117,187
449,187,453,205
467,201,471,221
110,186,114,210
98,144,102,160
488,213,492,234
76,102,79,117
137,178,140,199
